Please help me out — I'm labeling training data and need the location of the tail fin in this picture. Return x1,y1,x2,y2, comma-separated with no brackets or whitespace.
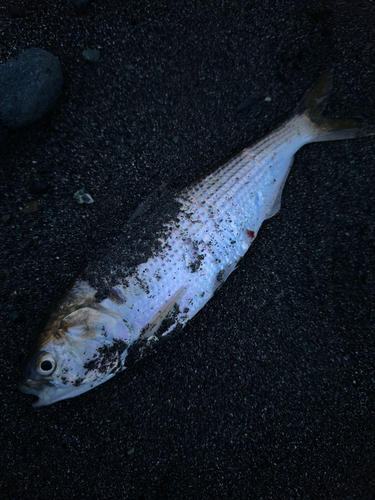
297,70,375,142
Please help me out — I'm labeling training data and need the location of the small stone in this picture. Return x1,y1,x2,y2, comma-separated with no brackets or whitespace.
173,136,179,144
22,200,38,213
29,180,51,195
2,214,11,223
127,448,135,455
8,4,23,18
236,94,262,112
82,49,100,63
8,310,25,323
71,0,91,15
264,96,272,102
8,4,33,17
0,123,9,146
73,189,94,204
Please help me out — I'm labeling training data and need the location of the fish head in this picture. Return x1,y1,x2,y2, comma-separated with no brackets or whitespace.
20,305,132,407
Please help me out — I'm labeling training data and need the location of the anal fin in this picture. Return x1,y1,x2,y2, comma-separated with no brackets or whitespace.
265,157,294,220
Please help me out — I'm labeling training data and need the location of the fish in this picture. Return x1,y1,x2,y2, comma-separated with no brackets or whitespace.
20,71,374,407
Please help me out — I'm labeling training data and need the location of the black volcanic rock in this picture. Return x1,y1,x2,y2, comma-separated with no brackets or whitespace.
0,48,63,145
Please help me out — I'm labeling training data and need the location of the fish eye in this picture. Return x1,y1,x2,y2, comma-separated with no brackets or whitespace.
36,352,56,376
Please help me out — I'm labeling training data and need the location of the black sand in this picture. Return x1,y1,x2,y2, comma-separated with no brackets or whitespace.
1,1,375,498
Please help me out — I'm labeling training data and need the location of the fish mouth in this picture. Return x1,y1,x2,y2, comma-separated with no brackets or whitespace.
19,379,56,408
20,377,94,408
22,378,49,387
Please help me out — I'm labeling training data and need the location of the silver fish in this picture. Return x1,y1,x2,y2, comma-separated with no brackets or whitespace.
20,71,374,407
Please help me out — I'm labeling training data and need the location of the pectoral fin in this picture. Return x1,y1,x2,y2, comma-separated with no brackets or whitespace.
140,286,187,340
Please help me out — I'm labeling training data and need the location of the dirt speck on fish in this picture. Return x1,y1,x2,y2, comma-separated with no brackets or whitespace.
20,71,375,407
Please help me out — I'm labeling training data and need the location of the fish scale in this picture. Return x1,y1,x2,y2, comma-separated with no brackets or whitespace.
20,71,375,407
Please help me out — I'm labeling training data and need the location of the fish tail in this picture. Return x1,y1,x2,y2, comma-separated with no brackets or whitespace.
296,70,375,142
